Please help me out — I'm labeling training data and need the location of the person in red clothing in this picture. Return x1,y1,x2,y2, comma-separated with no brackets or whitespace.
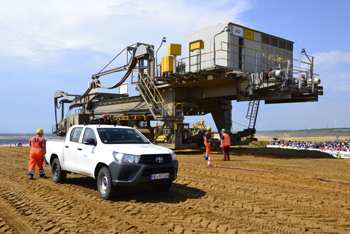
28,128,46,180
263,68,272,81
220,129,231,161
203,126,215,160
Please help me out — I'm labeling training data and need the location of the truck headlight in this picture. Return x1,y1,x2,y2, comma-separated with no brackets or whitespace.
171,152,177,161
113,152,140,163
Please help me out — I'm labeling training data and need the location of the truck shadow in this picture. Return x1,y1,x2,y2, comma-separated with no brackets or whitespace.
65,177,206,203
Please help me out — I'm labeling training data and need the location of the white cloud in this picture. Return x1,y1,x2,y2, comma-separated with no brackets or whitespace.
323,71,350,92
0,0,253,62
313,50,350,71
308,51,350,93
338,72,350,79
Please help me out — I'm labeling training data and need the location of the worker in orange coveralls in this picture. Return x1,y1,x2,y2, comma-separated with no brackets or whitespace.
28,129,46,180
220,128,231,161
203,126,215,160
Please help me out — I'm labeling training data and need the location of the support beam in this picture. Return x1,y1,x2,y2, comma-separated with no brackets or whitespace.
211,101,232,134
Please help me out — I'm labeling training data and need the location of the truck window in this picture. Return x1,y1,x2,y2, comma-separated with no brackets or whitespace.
70,127,83,143
82,128,97,143
97,128,149,144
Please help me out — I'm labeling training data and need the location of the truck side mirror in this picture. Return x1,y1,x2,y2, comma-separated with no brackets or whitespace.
83,138,96,145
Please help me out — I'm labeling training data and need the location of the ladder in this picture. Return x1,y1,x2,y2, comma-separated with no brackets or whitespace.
246,100,260,130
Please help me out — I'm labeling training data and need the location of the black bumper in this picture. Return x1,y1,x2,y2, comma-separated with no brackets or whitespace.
109,160,178,186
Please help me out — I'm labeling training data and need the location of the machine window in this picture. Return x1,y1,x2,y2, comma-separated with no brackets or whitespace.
270,37,278,47
278,40,286,49
262,34,270,44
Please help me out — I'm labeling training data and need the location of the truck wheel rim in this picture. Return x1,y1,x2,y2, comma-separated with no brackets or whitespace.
54,165,58,177
100,174,108,193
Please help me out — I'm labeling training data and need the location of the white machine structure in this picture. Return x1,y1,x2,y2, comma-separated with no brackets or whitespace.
53,22,323,149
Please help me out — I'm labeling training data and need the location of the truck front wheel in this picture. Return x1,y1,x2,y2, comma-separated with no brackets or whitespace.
97,167,116,200
51,158,66,183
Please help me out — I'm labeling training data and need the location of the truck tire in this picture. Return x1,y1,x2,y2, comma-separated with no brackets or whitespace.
97,167,116,200
51,158,66,183
153,182,172,192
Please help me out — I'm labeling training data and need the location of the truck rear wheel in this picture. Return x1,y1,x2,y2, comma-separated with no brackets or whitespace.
153,182,172,192
97,167,116,200
51,158,66,183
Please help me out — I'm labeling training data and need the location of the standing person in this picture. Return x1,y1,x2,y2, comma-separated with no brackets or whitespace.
203,126,215,160
220,129,231,161
301,75,307,85
263,68,272,81
28,129,46,180
337,152,342,159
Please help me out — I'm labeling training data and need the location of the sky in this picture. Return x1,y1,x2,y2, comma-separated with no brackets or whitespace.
1,0,349,134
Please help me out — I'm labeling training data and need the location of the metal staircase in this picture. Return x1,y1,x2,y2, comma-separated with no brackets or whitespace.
136,70,183,121
246,100,260,130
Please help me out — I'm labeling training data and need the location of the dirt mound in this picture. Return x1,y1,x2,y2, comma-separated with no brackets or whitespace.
1,146,350,233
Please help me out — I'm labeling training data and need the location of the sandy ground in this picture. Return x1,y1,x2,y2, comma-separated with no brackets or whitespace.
2,139,350,234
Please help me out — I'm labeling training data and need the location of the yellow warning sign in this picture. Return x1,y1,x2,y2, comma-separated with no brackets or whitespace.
245,29,254,40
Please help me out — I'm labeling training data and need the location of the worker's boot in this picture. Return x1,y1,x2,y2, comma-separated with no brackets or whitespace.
29,174,34,180
39,172,45,178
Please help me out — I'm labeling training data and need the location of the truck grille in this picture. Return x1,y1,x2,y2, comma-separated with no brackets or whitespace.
142,167,175,177
139,154,172,164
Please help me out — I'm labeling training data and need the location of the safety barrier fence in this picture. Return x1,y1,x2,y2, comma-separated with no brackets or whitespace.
266,145,350,159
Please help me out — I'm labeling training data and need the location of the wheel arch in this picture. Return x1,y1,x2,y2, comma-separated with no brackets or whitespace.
94,163,108,179
50,154,59,165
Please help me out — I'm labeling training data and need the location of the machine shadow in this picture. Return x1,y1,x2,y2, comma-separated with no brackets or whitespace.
65,177,206,203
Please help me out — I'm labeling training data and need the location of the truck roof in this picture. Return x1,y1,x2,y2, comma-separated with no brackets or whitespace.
75,124,133,129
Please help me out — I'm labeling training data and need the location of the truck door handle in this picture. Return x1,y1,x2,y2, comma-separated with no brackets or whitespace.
65,146,69,148
78,148,82,151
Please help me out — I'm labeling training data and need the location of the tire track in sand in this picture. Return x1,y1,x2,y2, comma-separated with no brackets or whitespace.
0,181,77,233
177,165,350,233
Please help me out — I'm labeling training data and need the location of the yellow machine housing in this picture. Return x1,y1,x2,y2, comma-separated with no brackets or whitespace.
133,127,155,140
161,56,174,73
168,44,182,56
154,122,190,143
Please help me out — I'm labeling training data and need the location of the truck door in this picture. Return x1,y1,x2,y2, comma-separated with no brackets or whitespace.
64,127,83,172
77,127,97,176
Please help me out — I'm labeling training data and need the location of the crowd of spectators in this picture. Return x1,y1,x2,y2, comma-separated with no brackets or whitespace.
268,139,350,152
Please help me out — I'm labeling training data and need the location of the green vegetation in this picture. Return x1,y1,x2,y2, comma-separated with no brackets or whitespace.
252,141,268,148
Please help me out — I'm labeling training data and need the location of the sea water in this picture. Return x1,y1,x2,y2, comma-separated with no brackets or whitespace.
0,134,64,146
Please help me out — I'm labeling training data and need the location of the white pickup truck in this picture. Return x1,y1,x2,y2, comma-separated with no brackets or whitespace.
45,124,178,200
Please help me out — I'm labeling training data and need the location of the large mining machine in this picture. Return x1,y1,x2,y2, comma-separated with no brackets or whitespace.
53,22,323,149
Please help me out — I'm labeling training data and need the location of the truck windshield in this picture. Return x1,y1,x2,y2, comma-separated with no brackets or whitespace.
97,128,150,144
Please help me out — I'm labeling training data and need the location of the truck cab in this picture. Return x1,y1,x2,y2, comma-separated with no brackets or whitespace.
46,124,178,200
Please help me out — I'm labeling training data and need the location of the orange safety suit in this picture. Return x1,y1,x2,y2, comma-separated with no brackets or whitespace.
203,131,212,159
221,132,230,161
222,132,230,146
28,136,46,176
204,141,211,154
